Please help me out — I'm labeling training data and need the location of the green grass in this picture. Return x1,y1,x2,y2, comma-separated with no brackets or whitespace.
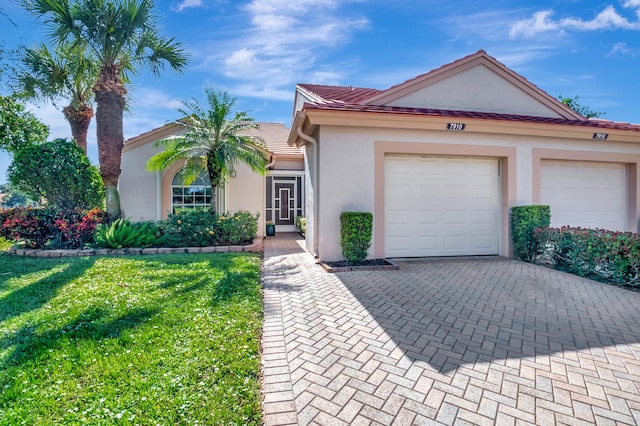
0,237,12,252
0,252,263,425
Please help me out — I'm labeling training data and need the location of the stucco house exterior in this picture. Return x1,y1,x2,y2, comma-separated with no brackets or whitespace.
288,50,640,261
119,122,303,235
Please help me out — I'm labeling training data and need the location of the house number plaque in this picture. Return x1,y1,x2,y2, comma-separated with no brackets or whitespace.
593,132,608,140
447,123,466,131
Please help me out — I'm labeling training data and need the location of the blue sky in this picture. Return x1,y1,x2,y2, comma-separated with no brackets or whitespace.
1,0,640,184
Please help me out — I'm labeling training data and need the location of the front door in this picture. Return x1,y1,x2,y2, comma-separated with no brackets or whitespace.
266,175,304,232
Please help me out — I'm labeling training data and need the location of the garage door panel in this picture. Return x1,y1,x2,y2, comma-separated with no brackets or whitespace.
444,236,466,250
541,160,626,231
473,235,495,250
417,210,439,224
473,211,494,225
416,236,438,250
385,155,500,257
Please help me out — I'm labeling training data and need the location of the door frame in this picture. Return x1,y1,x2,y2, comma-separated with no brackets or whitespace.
266,170,305,232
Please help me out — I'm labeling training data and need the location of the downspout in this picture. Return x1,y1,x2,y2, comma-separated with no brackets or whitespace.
296,126,319,258
263,155,275,237
265,154,276,169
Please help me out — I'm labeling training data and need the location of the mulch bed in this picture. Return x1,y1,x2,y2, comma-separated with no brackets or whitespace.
319,258,398,273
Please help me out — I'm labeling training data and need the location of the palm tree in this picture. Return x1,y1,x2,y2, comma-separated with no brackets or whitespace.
18,42,98,154
146,87,268,212
26,0,188,216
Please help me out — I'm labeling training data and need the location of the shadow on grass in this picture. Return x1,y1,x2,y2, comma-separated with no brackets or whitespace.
0,306,158,369
0,256,97,323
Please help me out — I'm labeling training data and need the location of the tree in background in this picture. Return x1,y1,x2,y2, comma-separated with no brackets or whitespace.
559,95,605,119
17,42,99,154
8,138,104,211
0,95,49,153
0,183,37,208
147,87,268,212
26,0,189,216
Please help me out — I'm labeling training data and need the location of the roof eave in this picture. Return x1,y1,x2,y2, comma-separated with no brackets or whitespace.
302,107,640,144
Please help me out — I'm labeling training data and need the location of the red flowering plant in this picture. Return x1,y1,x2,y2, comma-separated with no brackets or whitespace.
0,207,108,249
534,226,640,285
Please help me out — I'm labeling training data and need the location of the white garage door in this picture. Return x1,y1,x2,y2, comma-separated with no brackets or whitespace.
541,160,627,231
385,155,500,257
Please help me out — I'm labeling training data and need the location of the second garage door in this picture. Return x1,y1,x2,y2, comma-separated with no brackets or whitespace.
385,155,500,257
541,160,627,231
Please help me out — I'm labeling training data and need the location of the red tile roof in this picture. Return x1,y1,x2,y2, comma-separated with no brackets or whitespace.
303,102,640,132
296,49,640,132
297,84,381,104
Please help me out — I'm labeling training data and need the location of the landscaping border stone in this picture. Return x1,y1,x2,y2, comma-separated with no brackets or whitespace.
319,258,399,273
7,238,263,257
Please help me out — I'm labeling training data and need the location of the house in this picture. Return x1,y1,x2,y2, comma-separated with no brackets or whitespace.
287,50,640,261
119,122,304,234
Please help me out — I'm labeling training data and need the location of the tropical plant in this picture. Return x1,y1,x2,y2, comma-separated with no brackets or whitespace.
147,87,268,212
17,42,99,154
8,138,104,211
93,218,159,248
159,209,258,247
0,206,107,249
25,0,189,216
0,95,49,153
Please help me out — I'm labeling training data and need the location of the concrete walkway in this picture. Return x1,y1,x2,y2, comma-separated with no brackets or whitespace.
261,233,640,425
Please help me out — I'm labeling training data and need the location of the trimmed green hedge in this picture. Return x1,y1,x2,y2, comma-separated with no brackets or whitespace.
296,216,306,238
511,205,550,262
535,227,640,285
340,212,373,264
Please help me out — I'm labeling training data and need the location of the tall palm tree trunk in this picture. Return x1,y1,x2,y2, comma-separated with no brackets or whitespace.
63,103,93,154
94,65,126,216
206,153,224,212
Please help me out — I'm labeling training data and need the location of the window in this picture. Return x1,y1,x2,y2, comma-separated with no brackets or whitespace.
171,170,212,212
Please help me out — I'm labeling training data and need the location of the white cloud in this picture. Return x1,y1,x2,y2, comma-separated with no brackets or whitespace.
196,0,369,100
129,88,183,110
26,101,73,141
607,41,638,56
172,0,203,12
509,10,560,38
510,4,640,38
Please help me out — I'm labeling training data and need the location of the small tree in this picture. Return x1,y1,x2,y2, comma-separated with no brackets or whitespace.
558,95,604,119
0,95,49,153
8,138,104,210
147,87,268,212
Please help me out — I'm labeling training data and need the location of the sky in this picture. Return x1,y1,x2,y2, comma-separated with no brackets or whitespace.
1,0,639,184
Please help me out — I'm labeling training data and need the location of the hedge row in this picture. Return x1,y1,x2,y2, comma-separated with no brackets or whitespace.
0,207,258,250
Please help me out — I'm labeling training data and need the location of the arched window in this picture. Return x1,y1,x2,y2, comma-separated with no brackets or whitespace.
171,170,212,212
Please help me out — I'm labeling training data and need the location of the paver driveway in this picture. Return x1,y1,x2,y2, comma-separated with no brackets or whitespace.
261,233,640,425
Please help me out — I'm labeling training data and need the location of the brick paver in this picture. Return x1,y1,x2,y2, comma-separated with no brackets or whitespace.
261,233,640,425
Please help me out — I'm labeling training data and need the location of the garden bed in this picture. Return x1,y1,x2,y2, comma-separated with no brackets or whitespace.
320,258,398,273
7,238,263,258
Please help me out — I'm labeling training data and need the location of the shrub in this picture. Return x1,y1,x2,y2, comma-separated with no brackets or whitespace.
511,205,550,262
535,226,640,285
0,207,107,249
94,218,160,249
340,212,373,264
8,138,104,210
160,210,258,247
296,215,306,238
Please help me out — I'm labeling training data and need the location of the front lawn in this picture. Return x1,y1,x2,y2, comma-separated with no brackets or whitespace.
0,252,263,425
